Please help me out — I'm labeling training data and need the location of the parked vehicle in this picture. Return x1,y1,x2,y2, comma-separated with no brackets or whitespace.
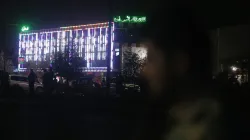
9,75,44,94
68,77,104,95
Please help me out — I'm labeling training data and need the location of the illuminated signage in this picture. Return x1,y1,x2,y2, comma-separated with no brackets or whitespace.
113,16,146,23
18,57,25,64
21,26,29,32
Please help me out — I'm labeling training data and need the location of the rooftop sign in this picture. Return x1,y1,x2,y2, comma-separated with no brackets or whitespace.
21,26,29,32
113,16,146,23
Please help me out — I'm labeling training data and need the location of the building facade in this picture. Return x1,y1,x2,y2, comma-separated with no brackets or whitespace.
18,22,116,72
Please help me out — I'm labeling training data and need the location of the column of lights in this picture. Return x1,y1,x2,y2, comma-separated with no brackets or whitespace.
45,33,48,61
25,35,28,62
103,28,105,60
42,33,45,60
31,34,34,61
18,34,21,69
93,28,95,61
62,31,66,54
69,30,72,58
49,33,52,62
35,33,38,62
92,28,95,61
38,33,40,61
56,32,59,53
24,35,26,62
105,27,108,60
22,35,25,68
99,28,102,60
52,32,54,55
111,22,114,70
38,33,43,61
43,32,49,61
44,33,47,59
75,30,78,57
80,30,83,57
80,29,83,57
47,33,50,56
39,33,41,62
97,28,101,60
36,33,39,62
27,34,29,61
87,28,90,68
48,33,51,61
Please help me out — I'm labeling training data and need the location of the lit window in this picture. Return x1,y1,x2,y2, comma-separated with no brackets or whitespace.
97,52,101,60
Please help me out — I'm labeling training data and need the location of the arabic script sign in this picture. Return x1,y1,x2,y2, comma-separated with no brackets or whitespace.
21,26,29,32
113,16,146,23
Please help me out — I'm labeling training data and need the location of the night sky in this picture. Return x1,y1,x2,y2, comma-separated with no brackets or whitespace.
1,0,149,53
1,0,250,59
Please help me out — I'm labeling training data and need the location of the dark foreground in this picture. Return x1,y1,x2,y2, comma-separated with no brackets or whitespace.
0,84,250,140
0,94,146,140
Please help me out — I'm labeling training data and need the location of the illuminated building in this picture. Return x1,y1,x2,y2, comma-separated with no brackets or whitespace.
18,22,115,72
18,16,146,73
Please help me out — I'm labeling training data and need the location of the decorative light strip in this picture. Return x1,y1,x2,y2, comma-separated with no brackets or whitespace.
18,34,21,70
110,22,115,69
60,22,109,29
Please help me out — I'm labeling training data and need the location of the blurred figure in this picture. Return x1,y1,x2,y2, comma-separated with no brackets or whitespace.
116,73,123,95
43,67,54,95
42,69,49,94
138,3,237,140
102,78,106,87
48,67,55,92
28,69,37,95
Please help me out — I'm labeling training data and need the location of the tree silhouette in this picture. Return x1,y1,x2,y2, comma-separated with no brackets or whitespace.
122,49,146,83
53,51,86,78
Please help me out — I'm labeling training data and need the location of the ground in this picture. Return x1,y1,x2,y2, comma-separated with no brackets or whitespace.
0,95,146,140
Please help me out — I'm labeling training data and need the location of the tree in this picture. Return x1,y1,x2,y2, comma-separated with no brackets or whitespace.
53,52,69,76
122,49,146,83
53,51,86,78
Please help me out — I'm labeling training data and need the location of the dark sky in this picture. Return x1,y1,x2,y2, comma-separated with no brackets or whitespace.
2,0,250,58
3,0,148,28
1,0,149,52
2,0,249,28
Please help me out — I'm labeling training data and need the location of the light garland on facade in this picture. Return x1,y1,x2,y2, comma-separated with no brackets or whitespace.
18,22,115,72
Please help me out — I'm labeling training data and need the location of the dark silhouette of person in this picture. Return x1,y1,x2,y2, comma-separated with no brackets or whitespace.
102,78,106,87
48,67,55,93
43,68,54,95
136,3,240,140
28,69,37,95
116,73,123,95
42,69,49,94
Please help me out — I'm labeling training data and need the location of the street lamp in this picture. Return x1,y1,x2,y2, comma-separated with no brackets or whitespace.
231,66,238,71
